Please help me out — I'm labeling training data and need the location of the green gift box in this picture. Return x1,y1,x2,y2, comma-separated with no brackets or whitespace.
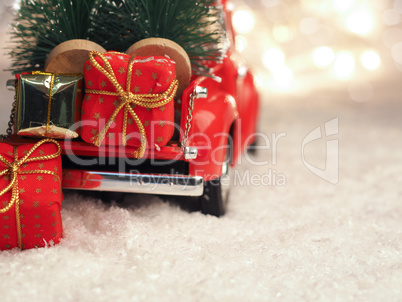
16,72,83,139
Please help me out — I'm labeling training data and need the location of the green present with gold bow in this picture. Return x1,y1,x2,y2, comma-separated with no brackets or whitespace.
15,72,83,139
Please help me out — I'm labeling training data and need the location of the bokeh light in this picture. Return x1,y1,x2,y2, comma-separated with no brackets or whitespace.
235,35,248,52
253,72,264,88
332,51,355,78
360,50,381,70
263,48,286,71
272,66,293,90
312,46,335,68
232,9,255,34
230,0,395,95
13,1,20,11
332,0,355,12
273,25,294,43
345,10,375,36
261,47,294,91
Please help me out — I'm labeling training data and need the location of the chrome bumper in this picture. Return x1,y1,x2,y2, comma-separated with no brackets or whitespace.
63,170,204,196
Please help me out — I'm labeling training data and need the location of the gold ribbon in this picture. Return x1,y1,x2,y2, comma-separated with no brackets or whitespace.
86,51,178,158
0,139,61,250
31,71,55,137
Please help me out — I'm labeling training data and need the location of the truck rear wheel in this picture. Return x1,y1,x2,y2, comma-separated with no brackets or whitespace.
200,141,232,217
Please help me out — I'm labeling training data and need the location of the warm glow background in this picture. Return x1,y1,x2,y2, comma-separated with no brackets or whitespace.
230,0,401,101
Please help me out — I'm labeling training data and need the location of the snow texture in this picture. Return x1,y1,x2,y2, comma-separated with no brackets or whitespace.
0,83,401,301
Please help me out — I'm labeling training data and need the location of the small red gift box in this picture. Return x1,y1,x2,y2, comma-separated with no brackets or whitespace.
0,139,63,250
81,51,178,158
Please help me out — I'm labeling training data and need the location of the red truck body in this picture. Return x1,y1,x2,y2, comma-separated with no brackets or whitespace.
8,1,259,216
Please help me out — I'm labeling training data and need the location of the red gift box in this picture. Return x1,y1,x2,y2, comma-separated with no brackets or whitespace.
81,51,178,158
0,139,63,250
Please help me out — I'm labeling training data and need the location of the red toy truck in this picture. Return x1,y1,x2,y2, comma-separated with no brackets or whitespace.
6,1,259,217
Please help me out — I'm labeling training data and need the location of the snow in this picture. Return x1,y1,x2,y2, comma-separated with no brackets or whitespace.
0,83,401,301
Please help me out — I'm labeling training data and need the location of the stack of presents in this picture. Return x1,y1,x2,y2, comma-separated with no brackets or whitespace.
1,42,185,250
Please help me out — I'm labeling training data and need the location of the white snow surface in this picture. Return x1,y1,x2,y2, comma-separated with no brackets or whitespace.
0,82,401,301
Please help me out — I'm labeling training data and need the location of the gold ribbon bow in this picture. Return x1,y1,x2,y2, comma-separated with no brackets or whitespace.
86,51,179,158
0,139,61,249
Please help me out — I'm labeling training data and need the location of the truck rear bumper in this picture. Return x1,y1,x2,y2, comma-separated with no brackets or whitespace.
62,170,204,196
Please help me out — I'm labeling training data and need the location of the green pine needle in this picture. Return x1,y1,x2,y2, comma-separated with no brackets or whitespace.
8,0,226,75
97,0,225,74
8,0,110,73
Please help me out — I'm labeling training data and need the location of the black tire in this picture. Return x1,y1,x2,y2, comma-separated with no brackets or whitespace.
247,138,257,155
200,177,227,217
200,139,232,217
